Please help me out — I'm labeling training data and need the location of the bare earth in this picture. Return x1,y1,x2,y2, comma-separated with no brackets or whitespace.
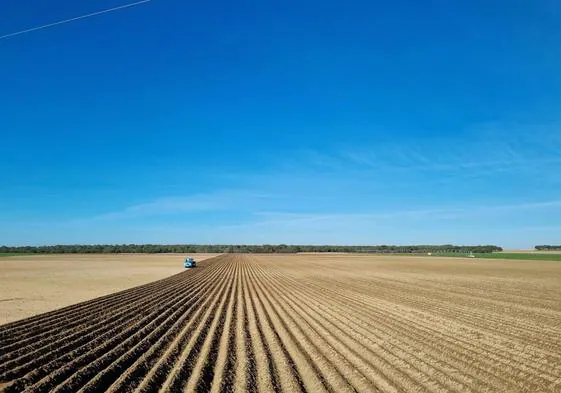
1,253,561,392
0,253,218,324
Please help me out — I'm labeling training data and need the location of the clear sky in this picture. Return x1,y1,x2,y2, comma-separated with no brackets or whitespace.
1,0,560,248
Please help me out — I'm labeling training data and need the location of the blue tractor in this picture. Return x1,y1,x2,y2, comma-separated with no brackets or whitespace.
184,257,197,268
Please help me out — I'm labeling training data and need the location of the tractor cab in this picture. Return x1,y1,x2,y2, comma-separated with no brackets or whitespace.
184,257,197,268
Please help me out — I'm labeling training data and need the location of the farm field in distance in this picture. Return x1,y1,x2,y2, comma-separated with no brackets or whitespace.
431,252,561,261
2,253,561,392
0,253,218,324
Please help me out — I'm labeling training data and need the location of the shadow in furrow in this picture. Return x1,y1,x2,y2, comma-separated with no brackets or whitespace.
165,283,231,392
219,298,238,393
242,280,258,393
246,270,307,393
196,286,236,392
247,289,282,393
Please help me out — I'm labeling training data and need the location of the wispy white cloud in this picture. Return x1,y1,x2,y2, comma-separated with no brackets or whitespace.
293,123,561,183
251,198,561,225
92,189,283,220
95,197,219,220
5,195,560,247
12,122,557,247
476,199,561,212
203,198,561,246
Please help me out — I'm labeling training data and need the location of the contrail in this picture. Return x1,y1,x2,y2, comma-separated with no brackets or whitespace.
0,0,151,40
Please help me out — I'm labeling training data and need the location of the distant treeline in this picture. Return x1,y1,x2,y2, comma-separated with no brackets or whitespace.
0,244,502,254
535,245,561,251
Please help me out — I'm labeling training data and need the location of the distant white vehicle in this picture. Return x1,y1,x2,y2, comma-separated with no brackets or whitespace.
468,253,476,258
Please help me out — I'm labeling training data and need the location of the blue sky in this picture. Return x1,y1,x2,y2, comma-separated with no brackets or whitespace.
1,0,560,248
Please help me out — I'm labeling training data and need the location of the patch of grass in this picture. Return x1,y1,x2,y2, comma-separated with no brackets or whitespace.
431,252,561,261
477,253,561,261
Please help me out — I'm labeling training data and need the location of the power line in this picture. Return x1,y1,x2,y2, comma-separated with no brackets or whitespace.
0,0,151,41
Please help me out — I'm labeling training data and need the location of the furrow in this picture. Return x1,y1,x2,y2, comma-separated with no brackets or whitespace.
76,260,232,392
183,261,238,392
0,259,220,352
310,274,561,387
5,261,226,392
275,262,549,391
242,257,329,393
249,257,390,393
0,267,218,378
109,259,235,393
239,258,275,393
233,256,249,393
258,259,475,393
3,253,560,393
156,264,234,392
334,274,561,351
0,260,215,341
209,259,239,393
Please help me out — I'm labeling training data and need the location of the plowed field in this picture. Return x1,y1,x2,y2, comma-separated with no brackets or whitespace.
0,253,218,324
2,254,561,392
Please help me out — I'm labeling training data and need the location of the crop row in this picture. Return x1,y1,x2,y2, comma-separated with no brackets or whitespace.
2,254,560,392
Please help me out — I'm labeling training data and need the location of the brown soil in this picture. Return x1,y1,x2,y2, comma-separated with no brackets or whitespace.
1,253,561,392
0,253,218,324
